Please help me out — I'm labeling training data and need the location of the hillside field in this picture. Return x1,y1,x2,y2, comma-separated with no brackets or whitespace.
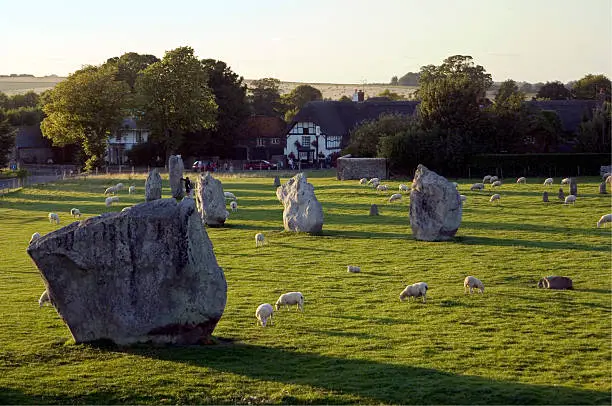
0,171,610,404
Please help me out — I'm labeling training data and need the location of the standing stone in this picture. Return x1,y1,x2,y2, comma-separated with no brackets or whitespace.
168,155,185,200
195,173,229,227
369,204,379,216
276,173,324,234
145,169,162,202
409,164,462,241
542,191,549,202
599,182,607,194
26,198,227,345
558,188,565,201
273,176,281,188
569,180,578,196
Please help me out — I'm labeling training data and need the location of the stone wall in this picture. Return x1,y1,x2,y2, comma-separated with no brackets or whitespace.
336,157,388,180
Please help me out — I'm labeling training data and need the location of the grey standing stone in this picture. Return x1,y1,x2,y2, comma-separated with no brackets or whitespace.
599,182,607,194
145,169,162,202
168,155,185,200
369,204,379,216
195,172,229,227
409,164,462,241
273,176,281,188
26,198,227,345
569,180,577,196
276,173,324,233
542,191,549,202
558,188,565,201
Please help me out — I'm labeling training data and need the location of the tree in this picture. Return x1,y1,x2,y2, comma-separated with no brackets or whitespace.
495,80,525,109
575,102,611,152
338,95,352,102
136,46,218,160
398,72,420,86
377,89,405,101
106,52,160,91
345,113,414,157
390,76,399,86
0,110,15,167
572,74,611,101
519,82,533,94
248,78,284,117
282,84,322,121
536,81,571,100
490,80,529,152
41,64,130,170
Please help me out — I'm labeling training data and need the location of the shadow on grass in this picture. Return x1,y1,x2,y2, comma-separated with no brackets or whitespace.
455,235,608,252
322,229,410,240
461,220,598,236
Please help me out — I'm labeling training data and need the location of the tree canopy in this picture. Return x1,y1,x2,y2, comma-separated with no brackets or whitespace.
248,78,285,117
106,52,160,92
282,84,322,122
377,89,405,101
572,74,611,101
536,81,571,100
0,109,15,168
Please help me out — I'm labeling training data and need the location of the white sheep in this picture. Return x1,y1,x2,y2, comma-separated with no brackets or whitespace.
464,276,485,294
128,185,136,194
38,289,50,307
368,178,380,185
399,282,428,303
255,232,265,247
459,194,467,202
489,194,501,203
491,180,502,187
376,184,388,192
516,177,526,184
564,195,576,205
482,175,492,183
597,214,612,228
561,178,570,185
347,265,361,273
115,183,124,190
224,192,237,200
230,200,238,212
470,183,484,191
275,292,304,311
48,212,60,224
70,208,81,218
29,232,41,244
359,178,368,185
255,303,274,327
489,176,499,183
399,184,409,192
543,178,554,186
606,175,612,185
388,193,402,203
104,185,118,195
105,196,120,207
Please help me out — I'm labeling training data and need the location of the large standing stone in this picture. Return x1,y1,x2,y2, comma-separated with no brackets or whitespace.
145,169,162,202
369,204,379,216
542,191,549,202
558,188,565,201
273,176,281,188
169,155,185,200
26,198,227,345
409,164,462,241
195,173,228,227
569,180,578,196
276,173,324,233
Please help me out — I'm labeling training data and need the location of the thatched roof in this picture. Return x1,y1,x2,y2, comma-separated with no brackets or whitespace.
528,100,599,132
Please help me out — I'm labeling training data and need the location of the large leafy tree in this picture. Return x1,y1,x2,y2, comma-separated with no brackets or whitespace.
0,109,15,167
106,52,160,92
40,64,130,169
536,81,571,100
136,46,217,160
398,72,420,86
248,78,284,117
575,102,611,152
345,113,415,157
282,84,322,122
572,74,611,101
489,80,529,152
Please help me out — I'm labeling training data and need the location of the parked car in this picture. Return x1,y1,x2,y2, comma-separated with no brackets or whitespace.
243,160,277,170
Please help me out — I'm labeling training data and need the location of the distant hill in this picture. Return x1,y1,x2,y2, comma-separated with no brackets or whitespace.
0,76,66,96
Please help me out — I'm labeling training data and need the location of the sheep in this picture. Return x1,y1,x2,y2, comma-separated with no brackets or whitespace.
48,212,60,224
38,289,50,307
538,276,573,290
489,176,499,183
29,232,41,244
597,214,612,228
491,180,502,187
255,232,265,247
230,200,238,212
224,192,237,200
347,265,361,273
388,193,402,203
516,177,527,184
459,194,467,202
104,185,119,195
482,175,492,183
606,175,612,185
128,185,136,194
464,276,485,294
564,195,576,205
561,178,570,185
70,208,81,218
543,178,554,186
376,184,389,192
255,303,274,327
105,196,120,207
470,183,484,191
359,178,368,185
399,184,409,192
115,183,124,190
275,292,304,311
399,282,428,303
489,194,501,203
368,178,380,185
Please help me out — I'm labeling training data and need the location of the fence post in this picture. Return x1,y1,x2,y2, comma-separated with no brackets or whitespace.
95,167,98,176
119,165,122,174
577,166,580,176
106,166,109,175
62,170,66,180
132,166,135,175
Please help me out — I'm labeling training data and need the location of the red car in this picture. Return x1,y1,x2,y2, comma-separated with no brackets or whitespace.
243,160,277,170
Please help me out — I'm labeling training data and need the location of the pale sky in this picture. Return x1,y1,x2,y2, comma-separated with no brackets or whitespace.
1,0,610,83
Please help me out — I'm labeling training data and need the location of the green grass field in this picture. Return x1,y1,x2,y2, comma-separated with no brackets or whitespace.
0,172,610,404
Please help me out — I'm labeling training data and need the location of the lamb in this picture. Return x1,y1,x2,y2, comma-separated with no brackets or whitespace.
275,292,304,311
105,196,120,207
388,193,402,203
543,178,554,186
347,265,361,273
482,175,492,183
516,177,527,184
128,185,136,194
224,191,237,200
48,212,60,224
597,214,612,228
255,232,265,247
489,194,501,204
489,176,499,183
491,180,502,187
470,183,484,191
359,178,368,185
399,184,409,192
399,282,428,303
230,200,238,212
70,208,81,218
564,195,576,205
376,184,389,192
255,303,274,327
38,289,50,307
29,232,41,244
538,276,573,290
561,178,570,185
459,194,467,202
464,276,485,294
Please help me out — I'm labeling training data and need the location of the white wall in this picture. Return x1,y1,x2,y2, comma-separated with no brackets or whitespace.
284,121,342,161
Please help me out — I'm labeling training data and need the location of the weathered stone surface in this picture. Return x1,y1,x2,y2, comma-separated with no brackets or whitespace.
569,180,577,196
542,191,549,202
538,276,573,290
336,157,388,181
195,173,228,227
599,182,607,194
409,164,462,241
169,155,185,200
273,176,281,188
558,188,565,201
145,169,162,202
369,204,379,216
27,198,227,345
276,173,324,233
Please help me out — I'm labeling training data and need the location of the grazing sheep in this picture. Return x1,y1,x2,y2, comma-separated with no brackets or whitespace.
255,303,274,327
347,265,361,273
489,194,501,203
564,195,576,205
464,276,485,294
470,183,484,191
516,177,526,184
388,193,402,203
275,292,304,311
459,194,467,202
538,276,573,290
376,184,389,192
128,185,136,194
606,175,612,185
29,232,41,244
359,178,368,185
399,184,409,192
489,176,499,183
561,178,570,185
255,232,265,247
491,180,502,187
368,178,380,185
597,214,612,228
116,183,124,190
230,200,238,212
48,212,60,224
543,178,554,186
38,289,50,307
104,185,119,195
70,208,81,218
482,175,492,183
224,191,237,200
399,282,428,303
105,196,120,207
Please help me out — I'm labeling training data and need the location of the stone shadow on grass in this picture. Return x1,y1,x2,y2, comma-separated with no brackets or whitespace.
454,235,608,252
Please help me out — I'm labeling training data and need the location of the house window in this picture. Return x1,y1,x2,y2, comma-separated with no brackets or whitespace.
299,151,309,161
326,135,342,149
301,136,311,147
256,138,265,147
303,127,310,135
271,138,280,145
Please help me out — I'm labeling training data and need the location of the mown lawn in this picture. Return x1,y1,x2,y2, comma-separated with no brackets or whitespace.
0,171,610,404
